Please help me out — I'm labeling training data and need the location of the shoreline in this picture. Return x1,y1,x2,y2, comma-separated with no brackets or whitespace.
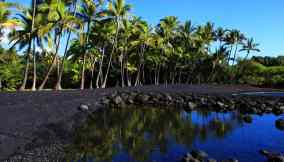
1,84,283,161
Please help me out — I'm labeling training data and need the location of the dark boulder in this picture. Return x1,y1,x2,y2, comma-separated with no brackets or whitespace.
260,149,284,162
101,98,110,105
182,153,200,162
163,93,173,102
113,96,124,105
243,115,253,123
190,149,208,160
222,158,238,162
186,102,197,111
207,159,217,162
135,94,151,104
275,119,284,131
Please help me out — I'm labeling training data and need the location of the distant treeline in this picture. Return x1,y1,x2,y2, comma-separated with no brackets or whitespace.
252,56,284,66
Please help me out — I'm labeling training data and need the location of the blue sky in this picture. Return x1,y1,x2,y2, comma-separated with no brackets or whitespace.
127,0,284,57
4,0,284,57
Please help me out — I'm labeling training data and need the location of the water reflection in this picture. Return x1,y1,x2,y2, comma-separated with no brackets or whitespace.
65,108,244,162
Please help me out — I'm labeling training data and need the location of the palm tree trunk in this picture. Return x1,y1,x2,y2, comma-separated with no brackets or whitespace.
135,63,141,86
55,36,70,90
55,0,78,90
80,54,86,90
232,44,238,65
31,40,37,91
0,78,2,90
227,45,233,64
19,0,36,91
134,45,145,86
102,21,119,88
156,64,160,85
89,60,95,90
80,22,91,90
96,45,105,88
39,32,62,90
245,51,250,60
178,70,182,84
19,41,32,91
120,52,125,87
126,64,131,86
30,0,37,91
141,58,145,85
125,48,131,87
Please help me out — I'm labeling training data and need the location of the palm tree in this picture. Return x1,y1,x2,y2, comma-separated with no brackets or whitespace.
38,0,81,90
117,18,134,87
156,16,179,84
0,2,19,38
55,0,79,90
225,29,245,64
239,38,260,59
214,27,227,48
101,0,131,88
9,7,47,91
177,20,196,82
131,18,153,86
178,20,196,48
77,0,103,90
88,20,115,88
0,2,10,38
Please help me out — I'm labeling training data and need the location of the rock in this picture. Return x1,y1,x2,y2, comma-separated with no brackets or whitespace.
152,97,160,104
135,94,151,104
267,155,284,162
275,119,284,130
207,159,217,162
129,92,138,98
272,105,284,115
265,108,273,113
260,149,270,156
120,93,129,100
266,100,277,106
217,101,225,108
182,153,200,162
243,115,253,123
248,101,257,107
190,150,208,160
273,108,282,115
101,98,110,105
164,93,173,102
260,149,284,162
78,104,89,111
127,98,134,104
113,96,123,105
222,158,238,162
186,102,197,111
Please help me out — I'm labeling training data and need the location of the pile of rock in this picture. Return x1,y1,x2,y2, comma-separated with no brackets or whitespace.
99,90,284,115
181,150,238,162
260,150,284,162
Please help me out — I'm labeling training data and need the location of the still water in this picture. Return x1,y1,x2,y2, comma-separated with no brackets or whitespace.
66,108,284,162
236,92,284,97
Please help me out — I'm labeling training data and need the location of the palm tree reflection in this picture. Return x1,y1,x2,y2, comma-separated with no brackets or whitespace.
65,108,243,161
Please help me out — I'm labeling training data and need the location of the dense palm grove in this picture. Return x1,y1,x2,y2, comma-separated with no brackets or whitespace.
0,0,283,91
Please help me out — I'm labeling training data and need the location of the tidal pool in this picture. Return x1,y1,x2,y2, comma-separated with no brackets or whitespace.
66,108,284,162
